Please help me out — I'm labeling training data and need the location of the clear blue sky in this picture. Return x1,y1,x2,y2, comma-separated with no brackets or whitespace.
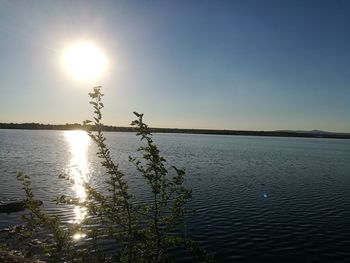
0,0,349,132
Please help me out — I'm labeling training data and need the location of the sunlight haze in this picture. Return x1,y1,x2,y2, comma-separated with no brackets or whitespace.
0,0,349,132
62,41,108,83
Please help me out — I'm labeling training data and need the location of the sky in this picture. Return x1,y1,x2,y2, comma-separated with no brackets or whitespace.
0,0,349,132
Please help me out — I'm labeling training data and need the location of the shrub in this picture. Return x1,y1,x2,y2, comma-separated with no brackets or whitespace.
8,86,211,262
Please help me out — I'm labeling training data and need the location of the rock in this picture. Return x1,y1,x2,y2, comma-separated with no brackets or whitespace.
0,200,43,214
0,244,45,263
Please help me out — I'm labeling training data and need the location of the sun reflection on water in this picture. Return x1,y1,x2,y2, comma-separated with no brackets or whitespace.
73,232,87,240
64,130,90,226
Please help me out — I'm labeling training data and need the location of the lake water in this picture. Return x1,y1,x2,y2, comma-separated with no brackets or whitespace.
1,129,350,262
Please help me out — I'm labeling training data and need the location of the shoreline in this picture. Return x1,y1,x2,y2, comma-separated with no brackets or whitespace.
0,245,45,263
1,123,350,139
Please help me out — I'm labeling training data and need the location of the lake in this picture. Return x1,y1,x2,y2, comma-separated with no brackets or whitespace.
1,129,350,262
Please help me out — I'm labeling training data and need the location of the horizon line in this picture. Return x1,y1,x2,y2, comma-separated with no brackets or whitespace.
1,122,350,138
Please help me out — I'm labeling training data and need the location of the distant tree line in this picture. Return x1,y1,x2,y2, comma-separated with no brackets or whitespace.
0,122,135,132
0,122,349,139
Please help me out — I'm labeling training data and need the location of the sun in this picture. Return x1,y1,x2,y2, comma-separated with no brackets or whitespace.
62,41,108,82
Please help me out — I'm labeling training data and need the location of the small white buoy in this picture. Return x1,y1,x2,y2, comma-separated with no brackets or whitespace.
263,193,268,198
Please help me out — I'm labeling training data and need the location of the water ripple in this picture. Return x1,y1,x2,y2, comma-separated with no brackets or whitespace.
1,131,350,262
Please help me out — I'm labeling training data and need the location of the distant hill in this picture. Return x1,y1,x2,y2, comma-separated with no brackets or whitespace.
277,129,333,134
276,129,350,137
0,123,350,139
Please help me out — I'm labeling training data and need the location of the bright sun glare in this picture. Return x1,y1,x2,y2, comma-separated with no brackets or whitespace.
64,130,90,225
62,42,108,82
